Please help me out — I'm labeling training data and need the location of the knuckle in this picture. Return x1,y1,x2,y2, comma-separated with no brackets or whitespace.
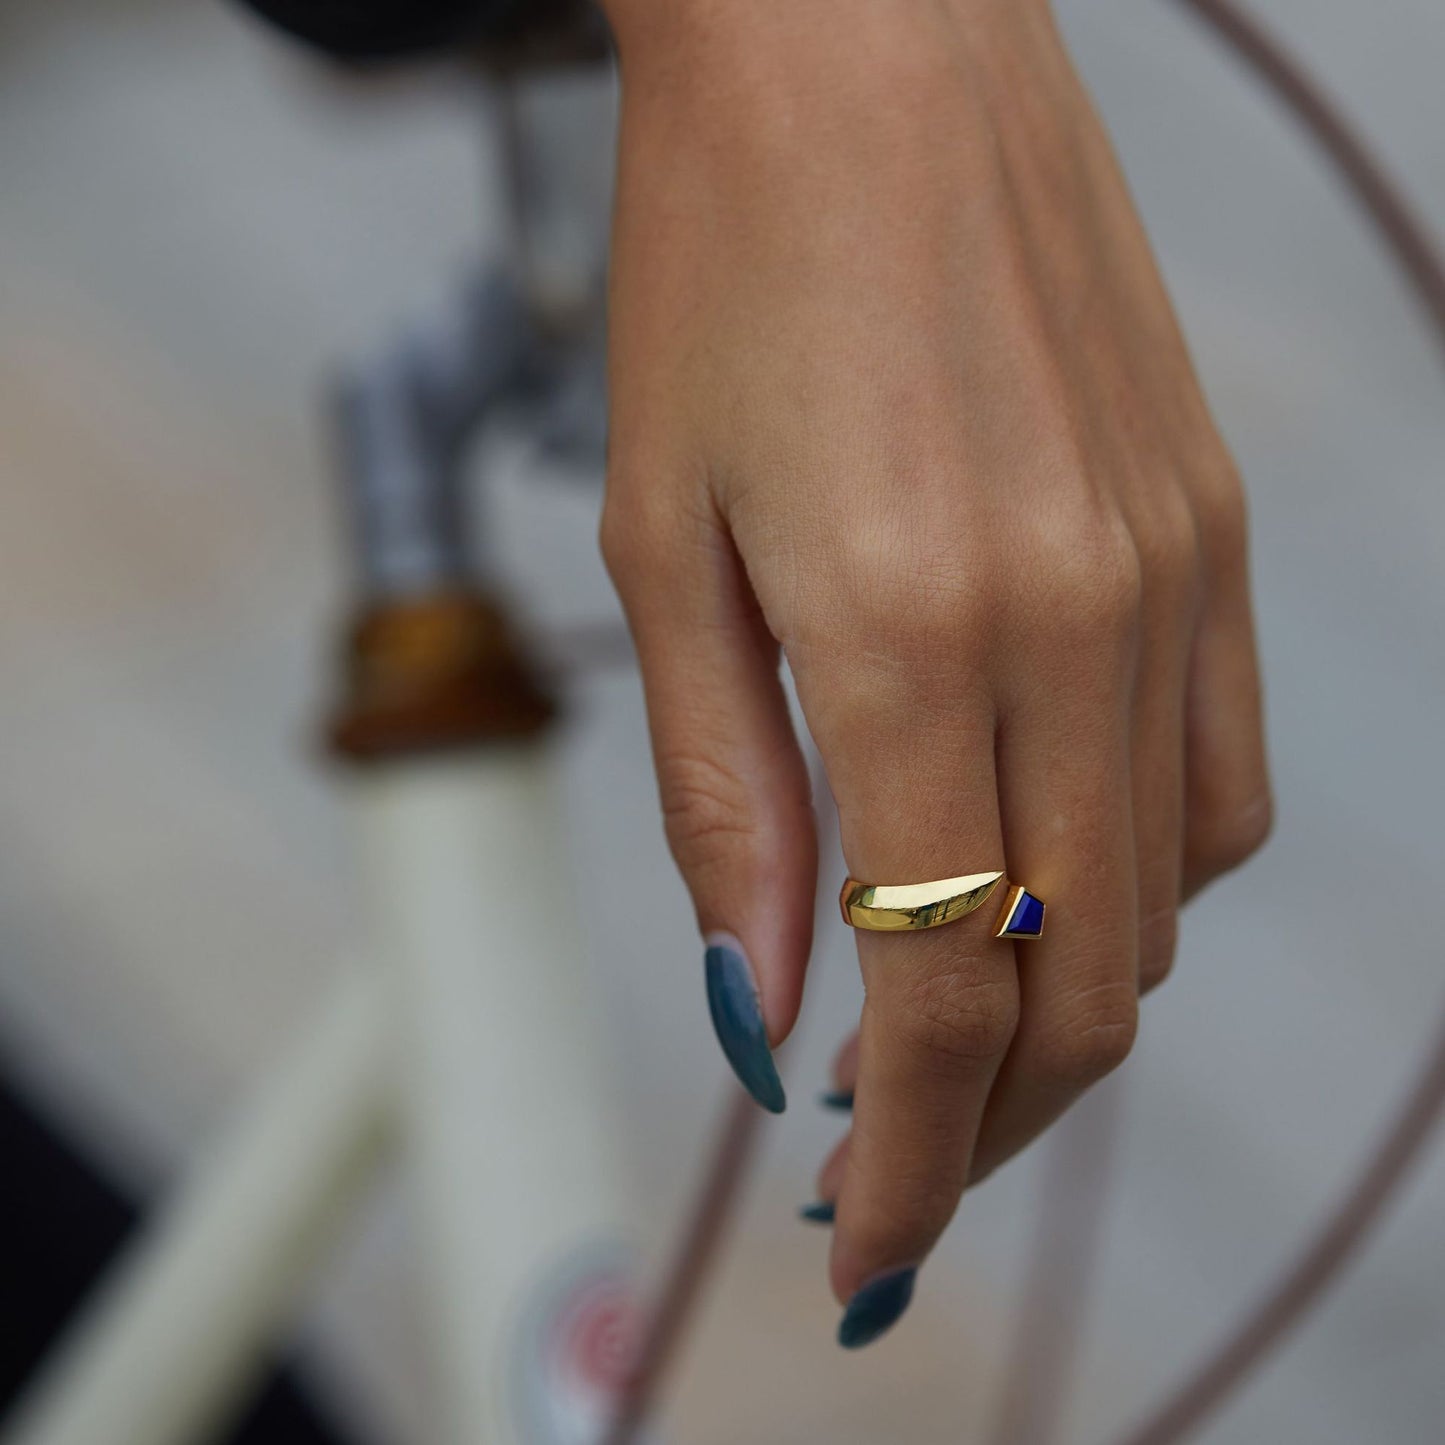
1138,908,1179,994
1089,531,1147,634
1035,984,1139,1092
598,485,684,592
891,969,1019,1075
1191,791,1274,877
656,750,761,875
597,498,646,587
1031,510,1144,644
1137,493,1204,603
1193,465,1250,562
788,521,993,712
1139,955,1175,995
834,527,979,657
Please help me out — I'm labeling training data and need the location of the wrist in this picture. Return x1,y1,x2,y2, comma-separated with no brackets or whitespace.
603,0,1055,92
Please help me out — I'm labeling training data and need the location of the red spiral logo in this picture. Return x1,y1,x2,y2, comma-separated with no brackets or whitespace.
555,1277,642,1396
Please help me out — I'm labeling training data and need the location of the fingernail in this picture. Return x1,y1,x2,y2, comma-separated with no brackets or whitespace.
704,932,786,1114
837,1268,917,1349
799,1201,836,1225
819,1089,854,1112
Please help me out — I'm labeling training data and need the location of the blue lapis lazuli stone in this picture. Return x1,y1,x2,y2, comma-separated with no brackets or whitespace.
1005,890,1046,938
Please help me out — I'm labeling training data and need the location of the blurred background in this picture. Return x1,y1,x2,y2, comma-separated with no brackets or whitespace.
2,0,1444,1441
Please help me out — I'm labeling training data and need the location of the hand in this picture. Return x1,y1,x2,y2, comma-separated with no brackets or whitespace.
600,0,1270,1346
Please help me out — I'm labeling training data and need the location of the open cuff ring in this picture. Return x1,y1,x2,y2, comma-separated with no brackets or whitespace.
840,871,1046,939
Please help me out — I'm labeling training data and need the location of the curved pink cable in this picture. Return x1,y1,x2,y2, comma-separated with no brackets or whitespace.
1106,2,1445,1440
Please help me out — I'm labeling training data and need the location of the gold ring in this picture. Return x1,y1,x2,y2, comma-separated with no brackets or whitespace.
840,871,1046,939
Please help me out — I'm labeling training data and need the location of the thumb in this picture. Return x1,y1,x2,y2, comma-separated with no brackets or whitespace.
601,488,817,1114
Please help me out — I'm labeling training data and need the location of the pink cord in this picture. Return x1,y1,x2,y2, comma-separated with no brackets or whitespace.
601,1092,763,1445
988,1079,1125,1445
1106,2,1445,1439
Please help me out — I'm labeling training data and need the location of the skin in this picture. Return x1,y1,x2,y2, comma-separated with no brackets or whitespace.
598,0,1272,1325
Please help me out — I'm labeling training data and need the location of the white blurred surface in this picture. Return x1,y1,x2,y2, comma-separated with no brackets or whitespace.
2,1,1444,1441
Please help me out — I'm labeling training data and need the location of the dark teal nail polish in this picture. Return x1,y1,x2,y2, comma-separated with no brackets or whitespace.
838,1268,917,1349
799,1200,836,1225
704,933,785,1114
819,1089,854,1112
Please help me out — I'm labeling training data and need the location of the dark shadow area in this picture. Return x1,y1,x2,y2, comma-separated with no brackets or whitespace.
0,1061,351,1445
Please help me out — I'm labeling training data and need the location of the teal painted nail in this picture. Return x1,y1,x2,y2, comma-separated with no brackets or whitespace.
799,1200,836,1225
704,933,785,1114
819,1089,854,1112
838,1269,916,1349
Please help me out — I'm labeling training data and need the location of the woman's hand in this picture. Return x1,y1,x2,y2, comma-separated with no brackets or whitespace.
600,0,1270,1346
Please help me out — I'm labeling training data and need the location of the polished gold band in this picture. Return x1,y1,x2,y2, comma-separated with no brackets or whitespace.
839,871,1046,940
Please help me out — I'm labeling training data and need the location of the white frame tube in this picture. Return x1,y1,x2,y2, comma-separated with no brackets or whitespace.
352,743,639,1445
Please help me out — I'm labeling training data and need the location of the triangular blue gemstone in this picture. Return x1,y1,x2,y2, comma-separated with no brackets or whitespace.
1003,890,1045,938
